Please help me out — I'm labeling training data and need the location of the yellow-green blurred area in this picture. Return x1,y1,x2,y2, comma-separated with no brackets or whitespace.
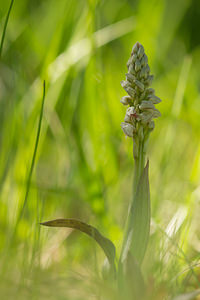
1,0,200,299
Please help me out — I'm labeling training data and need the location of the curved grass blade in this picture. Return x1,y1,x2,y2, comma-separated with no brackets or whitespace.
41,218,116,272
0,0,14,58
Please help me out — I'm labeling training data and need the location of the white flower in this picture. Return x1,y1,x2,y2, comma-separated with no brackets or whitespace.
124,107,137,123
120,42,162,138
121,122,135,137
139,101,155,110
120,96,132,106
134,79,144,91
147,95,162,104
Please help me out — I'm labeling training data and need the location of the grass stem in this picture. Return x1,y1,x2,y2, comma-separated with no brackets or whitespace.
0,0,14,58
19,81,46,220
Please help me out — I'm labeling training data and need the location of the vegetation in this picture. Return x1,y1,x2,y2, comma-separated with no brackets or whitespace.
1,0,200,299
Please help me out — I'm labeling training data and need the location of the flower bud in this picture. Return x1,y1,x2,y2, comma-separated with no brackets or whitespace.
132,43,139,54
141,108,161,119
139,67,146,78
129,64,136,75
124,107,137,123
131,54,137,63
152,109,161,118
145,64,150,74
121,81,135,97
121,80,130,89
126,73,136,83
139,101,155,110
140,112,154,124
134,79,144,91
147,95,161,104
145,75,154,86
137,45,144,59
127,57,132,68
126,87,136,98
121,122,135,137
140,91,146,100
135,59,141,72
141,53,148,66
120,96,132,105
146,88,155,95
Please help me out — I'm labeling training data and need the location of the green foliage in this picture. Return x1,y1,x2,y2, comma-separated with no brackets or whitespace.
121,160,150,265
121,251,146,299
1,0,200,299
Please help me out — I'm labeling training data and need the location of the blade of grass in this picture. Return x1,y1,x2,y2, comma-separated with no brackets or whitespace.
0,0,14,58
172,55,192,117
1,81,46,273
49,16,136,82
18,80,46,221
157,223,200,288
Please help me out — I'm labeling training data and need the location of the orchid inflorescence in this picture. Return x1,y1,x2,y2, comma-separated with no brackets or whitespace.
120,42,162,158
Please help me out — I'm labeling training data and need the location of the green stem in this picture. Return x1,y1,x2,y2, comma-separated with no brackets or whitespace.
120,138,145,263
133,139,145,194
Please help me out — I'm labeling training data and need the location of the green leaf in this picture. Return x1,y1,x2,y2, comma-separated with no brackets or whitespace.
122,160,150,265
40,218,116,273
123,251,146,299
172,290,200,300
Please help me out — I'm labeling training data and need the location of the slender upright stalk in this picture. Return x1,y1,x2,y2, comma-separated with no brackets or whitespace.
119,42,162,266
120,138,145,263
133,139,145,193
0,0,14,58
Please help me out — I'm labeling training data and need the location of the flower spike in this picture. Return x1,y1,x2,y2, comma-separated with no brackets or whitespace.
120,42,162,151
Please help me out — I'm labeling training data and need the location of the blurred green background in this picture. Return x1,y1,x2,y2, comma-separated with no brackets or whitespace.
1,0,200,299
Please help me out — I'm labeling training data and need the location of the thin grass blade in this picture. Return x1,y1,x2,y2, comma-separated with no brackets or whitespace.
0,0,14,58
